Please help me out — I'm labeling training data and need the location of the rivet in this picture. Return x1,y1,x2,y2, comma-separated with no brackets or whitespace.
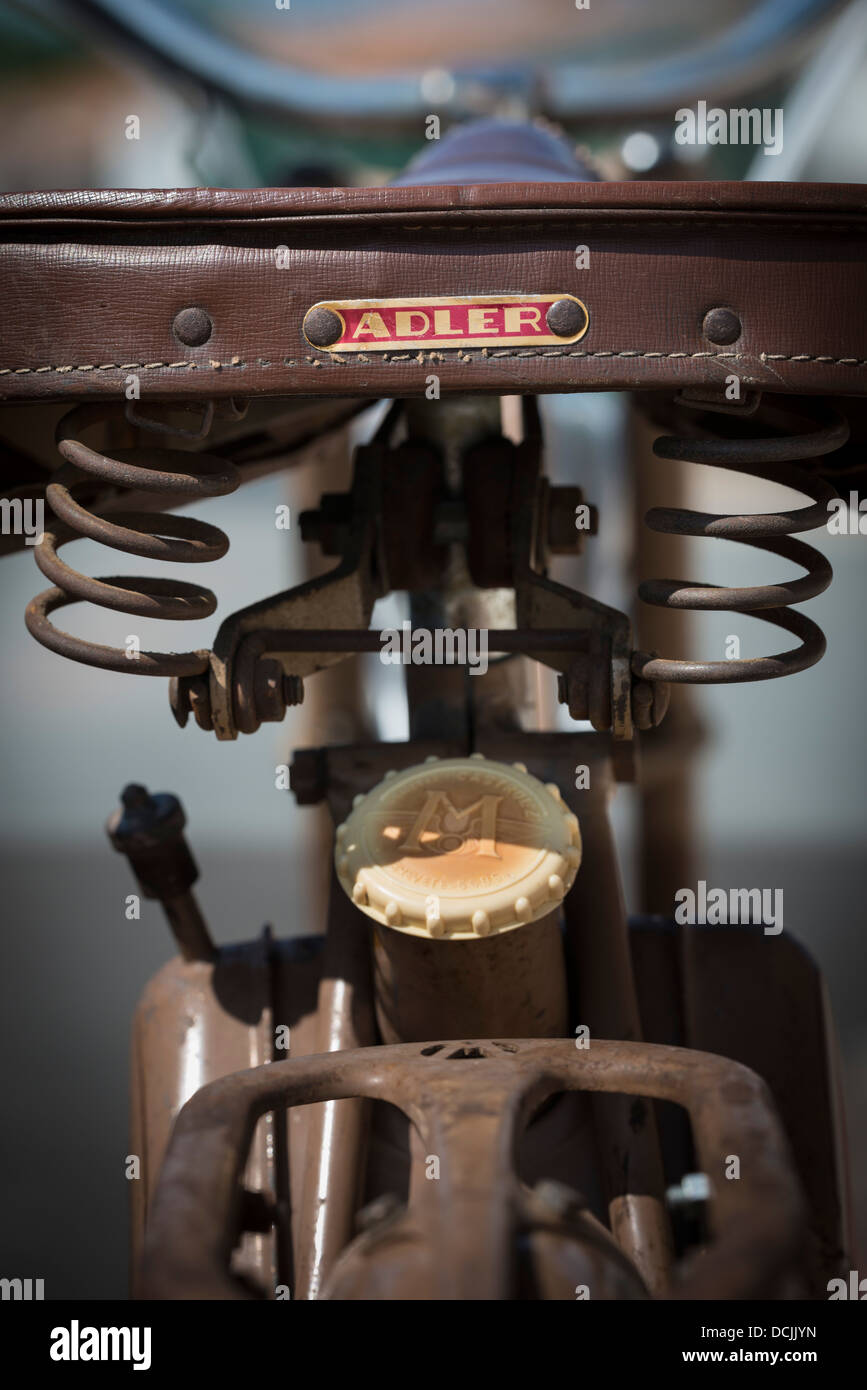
352,881,368,906
172,307,213,347
515,896,532,922
545,781,562,801
702,307,741,345
546,297,585,339
303,305,343,348
352,793,365,808
512,761,528,773
385,900,402,925
548,873,564,898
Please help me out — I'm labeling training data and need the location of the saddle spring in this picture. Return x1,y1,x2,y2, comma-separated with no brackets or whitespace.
633,397,849,687
26,401,242,676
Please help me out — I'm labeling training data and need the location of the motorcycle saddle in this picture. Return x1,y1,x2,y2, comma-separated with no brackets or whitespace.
0,119,865,406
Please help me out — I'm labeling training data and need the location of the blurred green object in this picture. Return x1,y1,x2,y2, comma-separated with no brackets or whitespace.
0,3,82,68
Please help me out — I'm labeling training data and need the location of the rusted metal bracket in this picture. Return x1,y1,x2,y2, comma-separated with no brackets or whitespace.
170,402,663,741
457,426,631,741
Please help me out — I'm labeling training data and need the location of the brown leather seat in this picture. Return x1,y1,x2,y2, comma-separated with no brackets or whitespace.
0,174,865,404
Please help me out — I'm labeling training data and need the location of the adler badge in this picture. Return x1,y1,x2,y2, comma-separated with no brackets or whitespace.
302,294,589,353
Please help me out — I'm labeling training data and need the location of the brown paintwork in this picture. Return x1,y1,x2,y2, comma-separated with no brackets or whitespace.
129,933,322,1296
371,914,568,1045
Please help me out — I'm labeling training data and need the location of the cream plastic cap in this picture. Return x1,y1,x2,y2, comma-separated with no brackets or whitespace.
334,754,581,940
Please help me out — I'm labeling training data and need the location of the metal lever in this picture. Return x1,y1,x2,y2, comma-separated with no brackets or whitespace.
106,783,216,963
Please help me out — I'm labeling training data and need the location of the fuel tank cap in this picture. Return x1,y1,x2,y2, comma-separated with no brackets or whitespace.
334,754,581,940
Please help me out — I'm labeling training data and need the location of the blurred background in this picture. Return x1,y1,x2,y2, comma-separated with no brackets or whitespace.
0,0,865,1296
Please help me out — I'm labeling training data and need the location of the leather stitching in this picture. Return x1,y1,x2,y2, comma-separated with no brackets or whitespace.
2,350,866,376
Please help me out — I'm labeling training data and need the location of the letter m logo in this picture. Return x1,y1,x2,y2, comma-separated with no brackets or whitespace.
399,792,503,858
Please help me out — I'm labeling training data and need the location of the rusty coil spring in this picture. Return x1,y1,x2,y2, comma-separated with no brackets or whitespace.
633,401,849,685
25,402,241,676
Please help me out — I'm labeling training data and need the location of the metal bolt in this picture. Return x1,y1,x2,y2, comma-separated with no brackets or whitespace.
283,674,304,707
106,784,216,962
702,307,741,345
252,661,305,725
107,784,187,857
106,784,196,900
172,307,213,347
300,493,354,554
303,305,343,348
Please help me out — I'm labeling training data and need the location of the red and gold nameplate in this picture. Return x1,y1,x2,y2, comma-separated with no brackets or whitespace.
302,294,589,353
